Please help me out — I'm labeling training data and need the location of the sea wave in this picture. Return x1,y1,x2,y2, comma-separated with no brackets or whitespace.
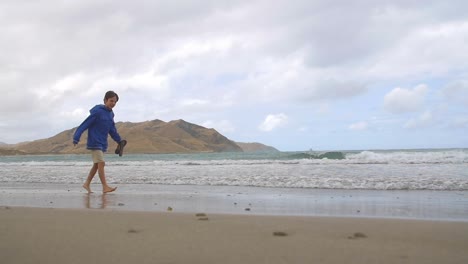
1,150,467,167
346,150,468,164
1,149,467,165
1,149,467,190
285,151,345,160
2,172,467,191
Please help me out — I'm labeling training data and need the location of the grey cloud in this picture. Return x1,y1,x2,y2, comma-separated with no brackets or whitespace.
309,79,368,100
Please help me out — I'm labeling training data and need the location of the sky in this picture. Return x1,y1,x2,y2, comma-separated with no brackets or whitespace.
1,0,467,151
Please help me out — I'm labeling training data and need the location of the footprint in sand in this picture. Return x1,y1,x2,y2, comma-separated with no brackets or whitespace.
273,231,288,237
196,213,209,221
348,232,367,239
128,228,140,234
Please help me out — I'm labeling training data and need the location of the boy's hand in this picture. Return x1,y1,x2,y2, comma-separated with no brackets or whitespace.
115,139,127,156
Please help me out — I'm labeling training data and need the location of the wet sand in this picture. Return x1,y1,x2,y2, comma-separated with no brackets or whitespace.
1,206,468,264
1,183,468,220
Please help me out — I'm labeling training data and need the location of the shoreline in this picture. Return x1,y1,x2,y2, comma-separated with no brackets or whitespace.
2,206,468,264
1,183,467,221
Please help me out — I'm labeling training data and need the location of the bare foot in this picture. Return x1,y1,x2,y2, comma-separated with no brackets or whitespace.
83,184,93,193
103,186,117,193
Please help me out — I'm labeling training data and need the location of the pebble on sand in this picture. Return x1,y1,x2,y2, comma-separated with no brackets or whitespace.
128,228,139,234
273,231,288,237
348,232,367,239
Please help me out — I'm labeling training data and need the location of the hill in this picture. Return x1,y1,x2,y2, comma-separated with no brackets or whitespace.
6,119,244,155
0,148,27,155
236,142,279,152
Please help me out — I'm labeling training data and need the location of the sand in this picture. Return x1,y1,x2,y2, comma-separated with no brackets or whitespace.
2,183,468,220
1,206,468,264
1,184,468,263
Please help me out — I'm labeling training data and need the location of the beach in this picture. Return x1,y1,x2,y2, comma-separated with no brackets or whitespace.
2,207,468,264
1,183,468,264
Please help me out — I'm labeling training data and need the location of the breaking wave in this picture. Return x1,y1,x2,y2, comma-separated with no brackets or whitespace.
1,149,467,190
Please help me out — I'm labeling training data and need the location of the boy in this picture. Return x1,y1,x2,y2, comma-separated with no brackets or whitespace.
73,91,125,193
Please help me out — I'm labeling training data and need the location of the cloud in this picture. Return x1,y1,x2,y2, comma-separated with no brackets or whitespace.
404,111,433,129
384,84,427,114
230,54,369,104
349,121,368,131
259,113,288,132
59,108,86,119
442,80,468,106
1,1,468,149
201,120,235,134
368,21,468,79
37,73,92,102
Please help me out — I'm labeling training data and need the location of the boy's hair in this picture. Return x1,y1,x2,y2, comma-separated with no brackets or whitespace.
104,91,119,102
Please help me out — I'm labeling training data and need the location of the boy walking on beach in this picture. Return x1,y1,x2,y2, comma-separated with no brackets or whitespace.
73,91,125,193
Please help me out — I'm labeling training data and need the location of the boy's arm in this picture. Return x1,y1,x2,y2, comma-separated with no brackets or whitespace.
73,114,96,144
109,122,122,143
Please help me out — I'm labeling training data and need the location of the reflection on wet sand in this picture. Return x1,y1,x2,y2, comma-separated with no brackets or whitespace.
84,193,108,209
1,183,467,220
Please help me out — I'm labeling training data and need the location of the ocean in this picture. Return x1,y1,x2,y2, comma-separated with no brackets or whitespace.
1,148,467,190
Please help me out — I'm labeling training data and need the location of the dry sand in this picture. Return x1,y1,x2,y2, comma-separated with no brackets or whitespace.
1,206,468,264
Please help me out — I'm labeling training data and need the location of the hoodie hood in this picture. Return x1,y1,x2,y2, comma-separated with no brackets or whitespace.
90,104,110,114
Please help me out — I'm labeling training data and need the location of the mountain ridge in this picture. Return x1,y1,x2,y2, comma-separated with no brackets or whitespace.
0,119,278,155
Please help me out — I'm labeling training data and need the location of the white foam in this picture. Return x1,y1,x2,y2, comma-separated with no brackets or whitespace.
345,150,468,164
1,150,467,190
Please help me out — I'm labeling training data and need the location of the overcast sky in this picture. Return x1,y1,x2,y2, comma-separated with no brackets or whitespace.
1,0,467,151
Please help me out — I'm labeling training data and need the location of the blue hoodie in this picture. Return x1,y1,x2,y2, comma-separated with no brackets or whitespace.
73,105,122,152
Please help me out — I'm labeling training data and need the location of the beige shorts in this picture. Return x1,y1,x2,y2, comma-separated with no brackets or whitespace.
91,150,105,163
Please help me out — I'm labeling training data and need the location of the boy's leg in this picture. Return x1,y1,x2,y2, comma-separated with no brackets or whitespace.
83,163,98,193
97,161,116,193
90,150,116,193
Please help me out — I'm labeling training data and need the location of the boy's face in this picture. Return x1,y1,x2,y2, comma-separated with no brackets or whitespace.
104,96,118,110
